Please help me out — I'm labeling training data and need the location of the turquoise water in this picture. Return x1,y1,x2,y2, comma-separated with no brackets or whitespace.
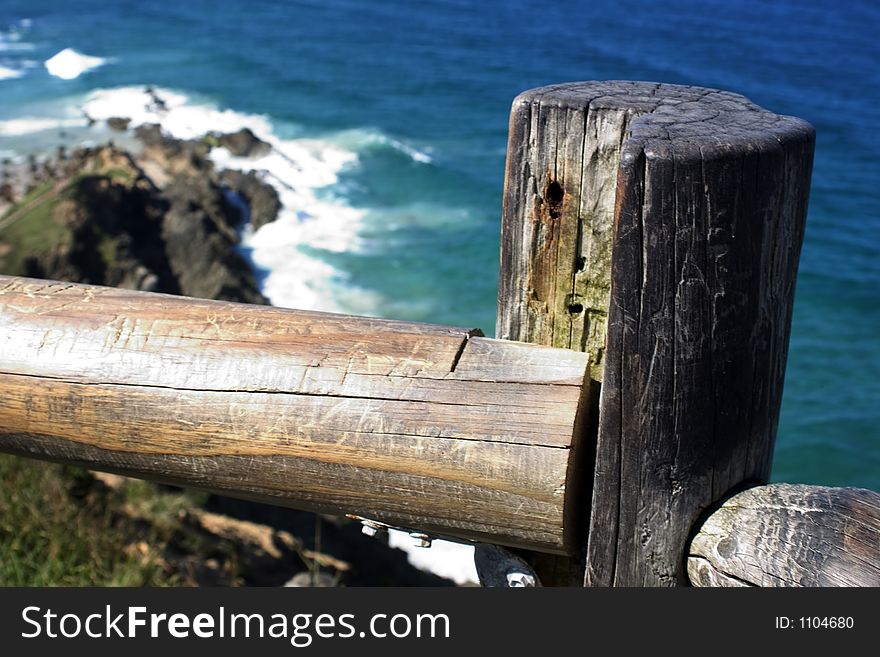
1,0,877,490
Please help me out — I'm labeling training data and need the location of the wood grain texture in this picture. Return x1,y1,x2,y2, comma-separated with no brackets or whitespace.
498,83,632,381
0,275,590,553
688,484,880,586
496,87,631,582
497,81,815,584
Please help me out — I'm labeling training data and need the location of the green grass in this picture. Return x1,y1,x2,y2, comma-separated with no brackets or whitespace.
0,172,140,275
98,167,136,184
96,232,118,270
0,182,71,276
0,181,53,221
0,455,177,586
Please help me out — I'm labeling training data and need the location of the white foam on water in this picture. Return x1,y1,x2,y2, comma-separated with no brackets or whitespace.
82,87,273,140
44,48,106,80
213,143,375,313
389,137,433,164
0,116,87,136
0,65,23,80
330,127,434,164
81,86,375,314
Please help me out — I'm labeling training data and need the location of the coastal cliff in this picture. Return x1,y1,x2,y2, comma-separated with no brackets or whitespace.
0,126,273,303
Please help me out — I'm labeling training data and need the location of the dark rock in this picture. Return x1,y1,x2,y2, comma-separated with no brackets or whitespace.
11,144,267,305
144,86,169,113
218,169,280,230
161,173,267,304
106,117,131,132
22,149,177,293
214,128,271,158
119,264,160,292
13,145,267,303
135,124,209,159
134,123,165,147
134,125,213,182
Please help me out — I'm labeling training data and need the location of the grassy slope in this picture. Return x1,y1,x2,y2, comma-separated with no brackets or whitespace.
0,456,178,585
0,181,71,276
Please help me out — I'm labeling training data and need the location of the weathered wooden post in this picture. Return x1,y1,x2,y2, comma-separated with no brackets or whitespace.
497,81,815,585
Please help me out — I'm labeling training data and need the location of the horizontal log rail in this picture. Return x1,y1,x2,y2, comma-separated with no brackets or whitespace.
0,275,590,554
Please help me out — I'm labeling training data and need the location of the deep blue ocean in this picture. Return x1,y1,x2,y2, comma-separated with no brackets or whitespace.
1,0,877,490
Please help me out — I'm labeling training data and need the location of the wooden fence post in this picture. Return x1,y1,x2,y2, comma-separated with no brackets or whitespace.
496,81,815,585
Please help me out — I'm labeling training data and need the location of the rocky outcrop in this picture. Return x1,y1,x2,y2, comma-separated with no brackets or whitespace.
24,170,174,294
4,146,173,292
106,117,131,131
0,136,269,304
219,169,280,230
212,127,271,158
134,124,213,186
162,172,265,303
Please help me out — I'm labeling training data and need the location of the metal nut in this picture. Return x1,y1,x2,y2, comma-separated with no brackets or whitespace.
506,571,537,587
360,519,386,538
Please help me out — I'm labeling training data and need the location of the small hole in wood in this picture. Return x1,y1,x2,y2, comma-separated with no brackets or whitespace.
568,303,584,314
576,256,586,271
545,180,564,219
546,180,564,204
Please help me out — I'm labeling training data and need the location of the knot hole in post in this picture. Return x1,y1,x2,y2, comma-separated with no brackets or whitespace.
545,180,564,220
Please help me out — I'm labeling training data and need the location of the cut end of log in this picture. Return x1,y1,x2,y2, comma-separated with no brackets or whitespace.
688,483,880,587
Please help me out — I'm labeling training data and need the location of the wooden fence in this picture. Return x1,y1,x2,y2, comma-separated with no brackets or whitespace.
0,80,877,586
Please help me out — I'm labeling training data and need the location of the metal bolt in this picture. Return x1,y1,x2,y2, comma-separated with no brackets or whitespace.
506,571,537,587
360,519,386,538
410,532,432,548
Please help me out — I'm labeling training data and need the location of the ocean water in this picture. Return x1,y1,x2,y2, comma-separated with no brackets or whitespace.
0,0,877,579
